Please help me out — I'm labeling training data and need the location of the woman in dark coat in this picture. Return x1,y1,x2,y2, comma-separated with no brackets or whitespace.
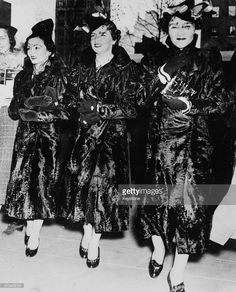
4,19,69,257
0,23,25,235
138,1,230,291
62,14,145,268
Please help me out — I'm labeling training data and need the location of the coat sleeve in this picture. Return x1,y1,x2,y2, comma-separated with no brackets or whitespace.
65,62,147,121
189,49,232,116
9,70,69,123
8,71,23,120
99,61,146,120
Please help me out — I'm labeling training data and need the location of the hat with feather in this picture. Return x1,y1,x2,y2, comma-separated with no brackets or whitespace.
74,0,111,33
161,0,214,31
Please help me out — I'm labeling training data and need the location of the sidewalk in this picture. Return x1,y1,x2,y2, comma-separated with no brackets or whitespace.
0,213,236,292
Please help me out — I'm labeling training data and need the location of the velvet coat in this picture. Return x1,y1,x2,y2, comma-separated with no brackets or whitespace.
138,37,230,254
5,56,69,220
61,46,145,232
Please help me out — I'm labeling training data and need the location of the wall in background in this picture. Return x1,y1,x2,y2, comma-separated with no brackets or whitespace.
7,0,56,48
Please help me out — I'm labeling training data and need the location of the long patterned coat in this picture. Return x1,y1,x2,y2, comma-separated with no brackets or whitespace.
61,46,145,232
0,50,24,205
138,37,230,254
4,57,69,220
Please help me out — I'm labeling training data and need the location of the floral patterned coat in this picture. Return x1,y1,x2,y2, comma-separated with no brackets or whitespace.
5,56,69,220
61,46,145,232
138,37,230,254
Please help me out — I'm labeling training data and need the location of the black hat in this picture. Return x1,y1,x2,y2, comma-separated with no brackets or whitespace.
74,0,110,34
0,23,17,36
162,0,214,23
30,18,54,39
85,14,109,33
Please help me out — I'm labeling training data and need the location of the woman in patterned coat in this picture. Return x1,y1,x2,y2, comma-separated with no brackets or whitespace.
138,1,230,291
4,19,69,257
0,24,24,235
61,14,145,268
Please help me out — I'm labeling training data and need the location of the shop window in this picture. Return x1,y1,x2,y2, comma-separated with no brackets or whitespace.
229,6,236,17
229,25,236,35
212,6,219,17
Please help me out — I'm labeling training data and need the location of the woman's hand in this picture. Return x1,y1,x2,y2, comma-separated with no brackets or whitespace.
24,86,59,112
77,99,99,114
19,108,40,121
79,112,100,126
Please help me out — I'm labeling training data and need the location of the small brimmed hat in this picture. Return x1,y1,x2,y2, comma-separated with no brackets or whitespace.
162,0,214,23
29,18,54,40
74,0,110,33
0,23,17,36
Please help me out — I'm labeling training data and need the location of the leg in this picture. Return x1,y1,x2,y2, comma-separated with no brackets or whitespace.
88,227,101,260
25,219,34,237
169,247,189,286
81,223,93,248
149,235,165,278
27,219,43,249
79,223,93,258
151,235,166,263
2,214,24,235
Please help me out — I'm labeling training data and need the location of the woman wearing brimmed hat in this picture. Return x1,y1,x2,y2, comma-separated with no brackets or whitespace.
138,1,230,291
0,23,24,219
4,19,69,257
61,10,145,268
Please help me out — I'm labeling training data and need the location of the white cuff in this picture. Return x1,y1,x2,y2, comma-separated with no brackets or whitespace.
178,97,192,114
159,65,171,83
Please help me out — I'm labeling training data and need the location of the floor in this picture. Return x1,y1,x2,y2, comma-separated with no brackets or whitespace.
0,210,236,292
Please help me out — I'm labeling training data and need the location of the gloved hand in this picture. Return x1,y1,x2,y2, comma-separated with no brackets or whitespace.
161,96,189,111
19,108,40,122
79,112,100,126
77,98,99,114
24,86,59,112
161,53,191,81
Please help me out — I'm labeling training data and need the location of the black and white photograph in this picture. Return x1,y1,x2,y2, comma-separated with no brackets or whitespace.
0,0,236,291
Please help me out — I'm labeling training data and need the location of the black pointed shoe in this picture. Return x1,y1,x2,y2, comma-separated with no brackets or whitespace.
25,246,39,257
25,239,40,257
167,273,185,292
149,259,163,278
87,247,100,268
79,242,88,259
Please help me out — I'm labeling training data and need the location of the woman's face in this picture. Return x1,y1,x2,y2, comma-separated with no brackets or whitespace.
168,16,195,49
26,37,51,65
90,25,115,55
0,28,10,53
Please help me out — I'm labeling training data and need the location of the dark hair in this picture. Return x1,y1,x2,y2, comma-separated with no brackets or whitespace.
104,21,121,43
160,12,200,34
90,20,121,43
23,35,56,55
2,28,16,51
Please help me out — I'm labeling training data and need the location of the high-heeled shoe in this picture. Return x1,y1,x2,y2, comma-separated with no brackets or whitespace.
87,247,100,268
167,272,185,292
149,259,163,278
79,242,88,259
25,240,40,257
